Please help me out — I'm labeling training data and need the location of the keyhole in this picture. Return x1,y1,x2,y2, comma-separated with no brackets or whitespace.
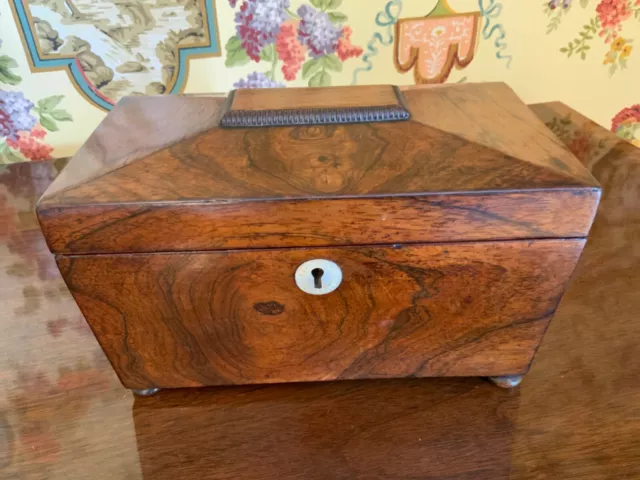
311,268,324,289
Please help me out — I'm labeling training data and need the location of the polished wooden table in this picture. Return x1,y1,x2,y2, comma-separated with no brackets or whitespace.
1,103,639,479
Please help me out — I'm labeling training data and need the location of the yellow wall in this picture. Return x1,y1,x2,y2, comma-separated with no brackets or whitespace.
1,0,639,164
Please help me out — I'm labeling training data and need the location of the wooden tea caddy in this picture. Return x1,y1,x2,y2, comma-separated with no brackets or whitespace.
36,83,600,395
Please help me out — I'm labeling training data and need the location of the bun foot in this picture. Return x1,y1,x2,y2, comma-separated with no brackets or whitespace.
488,375,523,389
132,388,160,397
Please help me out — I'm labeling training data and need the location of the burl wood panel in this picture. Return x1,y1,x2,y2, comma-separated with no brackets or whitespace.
42,94,226,200
57,239,584,390
229,85,402,111
37,83,601,254
37,114,600,253
39,190,598,254
41,120,593,206
401,83,597,186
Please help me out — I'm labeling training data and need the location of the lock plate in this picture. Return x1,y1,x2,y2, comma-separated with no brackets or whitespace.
295,259,342,295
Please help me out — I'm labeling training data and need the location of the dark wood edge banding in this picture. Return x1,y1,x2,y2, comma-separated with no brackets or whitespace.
393,85,411,112
220,89,411,128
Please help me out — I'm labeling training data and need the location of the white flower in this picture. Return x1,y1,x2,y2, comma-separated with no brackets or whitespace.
431,26,447,37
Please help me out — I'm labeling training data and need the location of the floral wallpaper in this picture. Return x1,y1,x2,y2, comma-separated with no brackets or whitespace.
225,0,364,88
0,0,638,165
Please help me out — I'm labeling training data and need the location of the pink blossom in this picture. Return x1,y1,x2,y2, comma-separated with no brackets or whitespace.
336,26,363,61
611,104,640,132
6,132,54,161
276,23,305,81
596,0,632,40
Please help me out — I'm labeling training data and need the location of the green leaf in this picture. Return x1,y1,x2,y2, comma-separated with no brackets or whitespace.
39,113,59,132
580,0,589,7
37,95,64,112
619,57,628,68
309,70,331,87
302,58,322,79
259,44,275,62
580,51,586,60
225,35,251,67
608,62,617,76
225,48,250,67
226,36,243,51
321,54,342,72
559,47,568,53
325,0,342,9
0,143,27,164
310,0,326,8
0,55,19,68
49,109,73,122
328,11,348,23
0,67,22,85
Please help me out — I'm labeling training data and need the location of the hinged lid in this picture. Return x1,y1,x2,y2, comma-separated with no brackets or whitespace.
37,83,600,255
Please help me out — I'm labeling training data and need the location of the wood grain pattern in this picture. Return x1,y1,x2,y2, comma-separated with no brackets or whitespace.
39,190,599,254
133,378,519,480
41,95,227,201
36,83,600,255
220,85,410,127
57,239,584,390
229,85,403,110
529,101,625,170
40,118,593,205
3,101,640,479
401,83,598,186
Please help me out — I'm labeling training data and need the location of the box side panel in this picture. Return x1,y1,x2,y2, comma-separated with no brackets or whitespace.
40,190,598,254
57,239,585,390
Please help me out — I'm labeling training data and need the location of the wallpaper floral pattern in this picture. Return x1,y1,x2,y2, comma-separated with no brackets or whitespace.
0,0,638,165
225,0,364,88
0,31,73,164
545,0,640,145
548,0,640,74
611,104,640,146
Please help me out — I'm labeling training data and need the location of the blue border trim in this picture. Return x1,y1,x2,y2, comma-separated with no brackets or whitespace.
11,0,220,110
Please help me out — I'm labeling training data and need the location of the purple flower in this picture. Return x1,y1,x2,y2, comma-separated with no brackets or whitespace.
297,5,343,58
0,90,37,141
229,0,239,6
233,72,285,89
235,0,290,61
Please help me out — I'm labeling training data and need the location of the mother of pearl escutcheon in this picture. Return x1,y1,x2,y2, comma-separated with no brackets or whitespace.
294,259,343,295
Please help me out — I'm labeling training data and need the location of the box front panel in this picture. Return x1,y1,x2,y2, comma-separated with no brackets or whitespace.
57,240,584,389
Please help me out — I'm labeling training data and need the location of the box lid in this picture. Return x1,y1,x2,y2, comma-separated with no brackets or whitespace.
37,83,600,255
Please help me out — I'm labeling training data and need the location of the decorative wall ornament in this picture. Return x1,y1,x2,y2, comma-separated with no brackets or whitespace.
9,0,221,110
393,0,480,84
